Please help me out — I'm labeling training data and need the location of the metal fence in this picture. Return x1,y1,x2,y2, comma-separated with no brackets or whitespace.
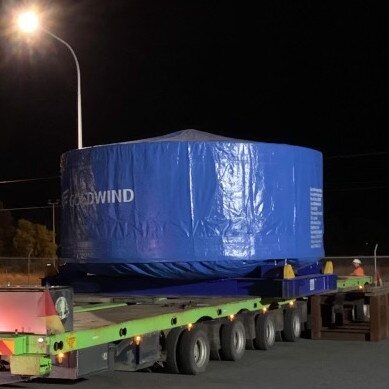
1,255,388,288
0,256,57,286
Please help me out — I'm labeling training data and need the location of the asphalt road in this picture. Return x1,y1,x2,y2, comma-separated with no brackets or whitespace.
12,337,389,389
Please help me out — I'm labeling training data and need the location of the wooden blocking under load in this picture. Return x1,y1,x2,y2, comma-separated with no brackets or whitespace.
369,292,389,341
309,295,322,340
309,289,389,342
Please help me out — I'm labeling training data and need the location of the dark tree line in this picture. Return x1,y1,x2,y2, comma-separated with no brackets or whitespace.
0,201,57,258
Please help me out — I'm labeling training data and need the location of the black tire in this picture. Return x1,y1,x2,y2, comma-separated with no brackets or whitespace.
254,314,276,350
220,320,246,361
354,302,369,322
177,326,210,375
165,327,184,374
282,309,301,342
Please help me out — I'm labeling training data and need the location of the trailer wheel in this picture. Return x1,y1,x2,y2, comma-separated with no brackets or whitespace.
282,309,301,342
220,320,246,361
254,314,276,350
165,327,184,374
177,326,210,375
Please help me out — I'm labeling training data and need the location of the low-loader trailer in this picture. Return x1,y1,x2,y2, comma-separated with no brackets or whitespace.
0,261,342,385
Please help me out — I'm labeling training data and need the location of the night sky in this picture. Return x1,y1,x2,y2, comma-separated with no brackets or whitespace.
0,0,388,255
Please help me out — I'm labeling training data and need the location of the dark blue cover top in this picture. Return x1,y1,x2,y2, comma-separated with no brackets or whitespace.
60,130,324,279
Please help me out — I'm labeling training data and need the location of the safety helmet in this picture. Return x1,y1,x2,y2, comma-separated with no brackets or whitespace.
352,258,362,265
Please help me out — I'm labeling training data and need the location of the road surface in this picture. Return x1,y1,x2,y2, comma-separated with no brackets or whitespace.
13,337,389,389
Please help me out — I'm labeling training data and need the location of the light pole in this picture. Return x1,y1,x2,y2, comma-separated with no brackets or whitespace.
48,199,59,245
17,11,83,149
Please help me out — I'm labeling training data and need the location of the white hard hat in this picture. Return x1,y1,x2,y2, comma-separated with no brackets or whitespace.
352,258,362,265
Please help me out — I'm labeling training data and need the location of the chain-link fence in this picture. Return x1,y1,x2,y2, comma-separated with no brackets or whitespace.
0,256,57,286
1,255,388,286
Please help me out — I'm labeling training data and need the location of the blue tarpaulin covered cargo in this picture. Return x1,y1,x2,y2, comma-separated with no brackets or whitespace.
60,130,324,279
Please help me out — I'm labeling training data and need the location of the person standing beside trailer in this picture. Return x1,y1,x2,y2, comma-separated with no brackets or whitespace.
350,258,365,276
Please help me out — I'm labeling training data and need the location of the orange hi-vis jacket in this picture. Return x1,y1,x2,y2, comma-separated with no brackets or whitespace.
352,266,365,276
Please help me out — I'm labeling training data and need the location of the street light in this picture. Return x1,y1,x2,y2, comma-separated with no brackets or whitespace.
17,11,83,149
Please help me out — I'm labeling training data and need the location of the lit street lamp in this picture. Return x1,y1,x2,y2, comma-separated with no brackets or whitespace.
17,11,83,149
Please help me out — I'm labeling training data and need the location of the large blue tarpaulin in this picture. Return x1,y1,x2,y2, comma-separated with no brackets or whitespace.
60,130,324,279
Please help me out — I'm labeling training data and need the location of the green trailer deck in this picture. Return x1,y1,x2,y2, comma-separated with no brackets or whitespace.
337,275,373,291
0,287,302,385
50,296,278,353
0,271,373,385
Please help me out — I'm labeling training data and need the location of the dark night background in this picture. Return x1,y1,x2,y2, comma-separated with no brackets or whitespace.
0,0,388,255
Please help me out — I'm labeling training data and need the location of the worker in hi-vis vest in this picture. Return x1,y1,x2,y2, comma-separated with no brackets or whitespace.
350,258,365,276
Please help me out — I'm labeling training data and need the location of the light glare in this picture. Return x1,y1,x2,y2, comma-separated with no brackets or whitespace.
56,352,65,364
18,12,39,33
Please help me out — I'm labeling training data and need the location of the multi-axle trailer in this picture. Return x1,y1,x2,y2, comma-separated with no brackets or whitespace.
0,262,370,386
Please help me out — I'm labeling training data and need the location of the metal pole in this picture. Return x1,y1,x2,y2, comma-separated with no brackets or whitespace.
47,199,57,244
374,243,378,286
52,202,55,244
27,248,33,286
41,28,83,149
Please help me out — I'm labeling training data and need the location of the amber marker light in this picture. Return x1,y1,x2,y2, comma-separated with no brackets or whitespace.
135,336,142,345
56,352,65,364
